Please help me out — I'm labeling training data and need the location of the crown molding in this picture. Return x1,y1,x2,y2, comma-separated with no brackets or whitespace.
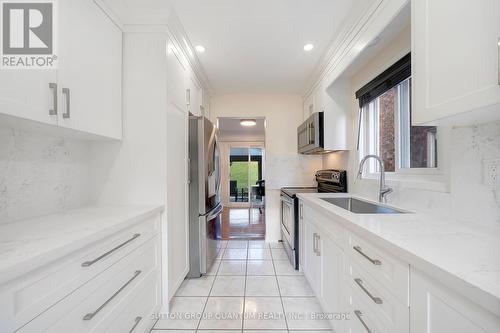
93,0,124,30
303,0,386,97
164,9,213,96
93,1,213,96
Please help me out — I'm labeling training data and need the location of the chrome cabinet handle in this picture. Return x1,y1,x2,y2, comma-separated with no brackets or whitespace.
82,233,141,267
353,246,381,265
128,316,142,333
354,278,383,304
299,203,303,219
49,83,57,115
83,270,141,321
186,88,191,107
497,37,500,85
315,234,321,256
312,233,317,254
62,88,70,119
354,310,372,333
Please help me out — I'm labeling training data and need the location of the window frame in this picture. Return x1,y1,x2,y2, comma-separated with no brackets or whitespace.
357,78,442,179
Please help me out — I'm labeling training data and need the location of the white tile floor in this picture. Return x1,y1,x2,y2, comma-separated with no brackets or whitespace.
152,240,332,333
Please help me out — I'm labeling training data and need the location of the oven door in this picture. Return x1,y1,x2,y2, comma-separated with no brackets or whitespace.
280,193,295,250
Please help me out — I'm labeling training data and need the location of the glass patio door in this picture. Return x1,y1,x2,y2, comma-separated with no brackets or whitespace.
228,145,264,207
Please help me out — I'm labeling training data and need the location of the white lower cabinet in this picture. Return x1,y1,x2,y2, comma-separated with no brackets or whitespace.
2,215,162,332
410,268,500,333
300,199,500,333
321,233,347,332
302,220,321,296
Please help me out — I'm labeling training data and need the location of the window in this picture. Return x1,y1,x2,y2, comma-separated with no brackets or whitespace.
356,54,437,175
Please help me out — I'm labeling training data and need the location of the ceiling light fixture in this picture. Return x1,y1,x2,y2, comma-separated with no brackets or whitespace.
240,119,257,127
195,45,206,53
303,43,314,52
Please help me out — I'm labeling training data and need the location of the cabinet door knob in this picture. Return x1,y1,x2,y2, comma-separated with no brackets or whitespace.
62,88,70,119
49,83,57,115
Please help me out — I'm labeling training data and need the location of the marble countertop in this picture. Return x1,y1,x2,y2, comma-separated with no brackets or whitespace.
0,205,164,285
297,193,500,316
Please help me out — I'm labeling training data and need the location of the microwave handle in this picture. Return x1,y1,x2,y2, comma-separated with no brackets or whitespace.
309,123,315,144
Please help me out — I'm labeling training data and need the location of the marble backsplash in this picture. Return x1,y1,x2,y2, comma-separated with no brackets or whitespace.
0,127,90,224
338,120,500,226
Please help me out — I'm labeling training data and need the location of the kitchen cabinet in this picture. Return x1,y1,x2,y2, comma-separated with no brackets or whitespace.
301,80,349,151
0,209,162,332
166,38,190,299
187,75,203,116
300,200,407,332
303,93,314,120
412,0,500,124
321,233,346,332
410,268,500,333
299,201,348,332
302,219,321,296
57,0,122,139
0,0,122,140
0,71,58,126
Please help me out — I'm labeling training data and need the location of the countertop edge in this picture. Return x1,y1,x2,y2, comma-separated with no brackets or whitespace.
0,205,165,287
297,193,500,318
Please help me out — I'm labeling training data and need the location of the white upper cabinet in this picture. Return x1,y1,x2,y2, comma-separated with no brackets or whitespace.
412,0,500,124
167,43,188,113
58,0,122,139
187,75,202,116
303,93,314,120
302,80,349,151
0,70,58,126
0,0,122,140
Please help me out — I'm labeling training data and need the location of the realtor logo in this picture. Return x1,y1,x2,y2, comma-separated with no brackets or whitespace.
1,0,57,69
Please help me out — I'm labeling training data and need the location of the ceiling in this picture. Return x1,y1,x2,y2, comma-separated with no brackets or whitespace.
218,118,265,138
100,0,368,94
168,0,364,94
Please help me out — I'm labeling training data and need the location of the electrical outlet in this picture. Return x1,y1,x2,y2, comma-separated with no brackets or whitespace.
483,159,500,186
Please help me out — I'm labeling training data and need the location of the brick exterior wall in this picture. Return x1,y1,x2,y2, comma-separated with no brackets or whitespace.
378,88,396,172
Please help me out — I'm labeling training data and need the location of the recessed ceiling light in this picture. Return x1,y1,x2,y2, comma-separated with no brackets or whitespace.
195,45,206,53
303,43,314,52
240,119,257,127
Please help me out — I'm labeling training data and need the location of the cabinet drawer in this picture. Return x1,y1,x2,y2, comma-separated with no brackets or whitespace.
347,232,408,304
347,258,408,333
100,270,160,333
8,214,160,329
346,283,395,333
18,235,160,332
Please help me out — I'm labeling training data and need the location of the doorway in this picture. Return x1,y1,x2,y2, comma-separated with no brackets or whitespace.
217,117,266,240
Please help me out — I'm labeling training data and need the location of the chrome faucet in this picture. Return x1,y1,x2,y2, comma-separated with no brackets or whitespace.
357,155,393,203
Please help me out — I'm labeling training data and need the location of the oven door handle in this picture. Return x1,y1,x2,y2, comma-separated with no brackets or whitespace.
280,194,294,206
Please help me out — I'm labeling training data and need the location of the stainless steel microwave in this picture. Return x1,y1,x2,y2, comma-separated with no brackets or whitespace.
297,112,324,154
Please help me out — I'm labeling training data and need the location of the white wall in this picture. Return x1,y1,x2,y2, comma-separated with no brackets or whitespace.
0,127,90,223
210,94,322,241
89,32,168,207
323,24,500,226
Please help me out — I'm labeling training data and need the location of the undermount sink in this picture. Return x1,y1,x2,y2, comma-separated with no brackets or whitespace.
321,197,408,214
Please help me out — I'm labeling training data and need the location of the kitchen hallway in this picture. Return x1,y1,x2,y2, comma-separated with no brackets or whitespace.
221,208,266,240
152,240,334,332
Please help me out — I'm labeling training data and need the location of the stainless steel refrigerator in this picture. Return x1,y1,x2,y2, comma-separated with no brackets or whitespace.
187,116,223,278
